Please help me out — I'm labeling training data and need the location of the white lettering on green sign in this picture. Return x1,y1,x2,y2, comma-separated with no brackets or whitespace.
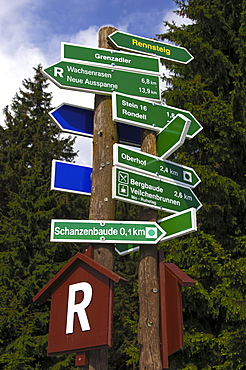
113,167,201,213
45,61,161,100
94,53,131,64
121,152,147,166
55,226,118,236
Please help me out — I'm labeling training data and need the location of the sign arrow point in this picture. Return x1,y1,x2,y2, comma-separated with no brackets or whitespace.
157,114,191,159
158,208,197,242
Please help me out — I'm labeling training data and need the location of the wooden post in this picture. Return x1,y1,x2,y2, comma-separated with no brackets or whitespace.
89,25,117,269
138,130,162,369
77,26,118,370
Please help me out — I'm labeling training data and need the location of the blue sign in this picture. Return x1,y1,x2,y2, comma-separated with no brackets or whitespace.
49,104,94,137
117,122,141,146
51,160,92,195
50,103,142,147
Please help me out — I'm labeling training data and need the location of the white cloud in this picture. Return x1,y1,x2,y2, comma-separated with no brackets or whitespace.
0,50,48,127
0,1,189,166
0,4,97,124
0,1,98,164
158,8,193,35
0,1,47,124
69,26,99,47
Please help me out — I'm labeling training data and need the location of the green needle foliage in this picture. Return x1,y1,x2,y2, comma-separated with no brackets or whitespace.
0,65,89,369
157,0,246,369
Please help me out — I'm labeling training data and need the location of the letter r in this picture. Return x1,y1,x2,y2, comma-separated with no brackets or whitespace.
54,67,64,78
66,282,92,334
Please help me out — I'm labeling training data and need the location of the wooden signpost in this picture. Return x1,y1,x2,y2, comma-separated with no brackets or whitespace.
85,26,118,370
34,25,201,370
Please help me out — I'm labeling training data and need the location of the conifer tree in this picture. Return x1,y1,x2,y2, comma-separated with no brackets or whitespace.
157,0,246,369
0,65,89,369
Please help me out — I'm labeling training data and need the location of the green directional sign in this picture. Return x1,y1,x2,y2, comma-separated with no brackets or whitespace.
50,220,166,244
62,42,160,74
114,244,140,256
113,144,201,188
158,208,197,242
157,114,190,159
108,30,194,64
114,208,197,255
112,166,202,213
43,61,160,101
112,92,202,139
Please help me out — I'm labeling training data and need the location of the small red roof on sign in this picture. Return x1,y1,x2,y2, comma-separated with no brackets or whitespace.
33,252,127,305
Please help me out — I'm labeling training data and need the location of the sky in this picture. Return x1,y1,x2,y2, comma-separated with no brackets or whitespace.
0,0,190,165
